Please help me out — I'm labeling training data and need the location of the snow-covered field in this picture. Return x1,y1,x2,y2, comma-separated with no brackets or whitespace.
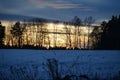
0,49,120,80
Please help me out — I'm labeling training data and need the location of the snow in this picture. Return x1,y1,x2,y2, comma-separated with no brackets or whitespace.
0,49,120,79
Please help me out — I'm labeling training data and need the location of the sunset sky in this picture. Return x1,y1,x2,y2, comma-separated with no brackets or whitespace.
0,0,120,23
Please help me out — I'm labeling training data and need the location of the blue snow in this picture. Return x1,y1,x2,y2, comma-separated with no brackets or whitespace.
0,49,120,79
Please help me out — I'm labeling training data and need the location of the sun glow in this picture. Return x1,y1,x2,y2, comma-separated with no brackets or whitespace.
2,20,92,49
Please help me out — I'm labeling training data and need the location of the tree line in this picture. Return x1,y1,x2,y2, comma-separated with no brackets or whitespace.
97,15,120,49
90,15,120,50
0,15,119,49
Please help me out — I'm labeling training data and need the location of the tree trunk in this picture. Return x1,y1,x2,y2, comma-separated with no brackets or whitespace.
84,34,86,49
88,26,90,49
18,36,21,48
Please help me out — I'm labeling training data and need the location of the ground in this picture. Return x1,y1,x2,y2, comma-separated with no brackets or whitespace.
0,49,120,80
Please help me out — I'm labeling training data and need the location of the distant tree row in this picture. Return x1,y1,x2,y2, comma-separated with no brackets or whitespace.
0,16,96,49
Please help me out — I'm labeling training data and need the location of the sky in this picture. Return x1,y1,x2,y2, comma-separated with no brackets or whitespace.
0,0,120,23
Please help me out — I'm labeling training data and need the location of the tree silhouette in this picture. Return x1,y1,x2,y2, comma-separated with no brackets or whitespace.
64,22,72,49
90,27,101,49
98,15,120,49
84,16,95,49
10,22,25,47
101,21,107,30
0,21,5,47
53,20,59,48
72,16,82,48
32,18,47,48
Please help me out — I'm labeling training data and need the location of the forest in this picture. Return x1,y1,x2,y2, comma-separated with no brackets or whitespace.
0,15,120,50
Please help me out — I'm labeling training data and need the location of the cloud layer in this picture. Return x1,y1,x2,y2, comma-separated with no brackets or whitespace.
28,0,92,10
0,0,120,23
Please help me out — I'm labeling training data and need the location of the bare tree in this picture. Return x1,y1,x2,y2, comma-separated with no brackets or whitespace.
90,27,101,49
83,33,86,49
22,19,27,46
84,16,95,49
10,22,25,47
53,21,59,48
5,21,13,46
47,34,51,49
33,18,46,48
72,16,82,49
42,25,49,48
64,22,72,49
90,21,106,49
